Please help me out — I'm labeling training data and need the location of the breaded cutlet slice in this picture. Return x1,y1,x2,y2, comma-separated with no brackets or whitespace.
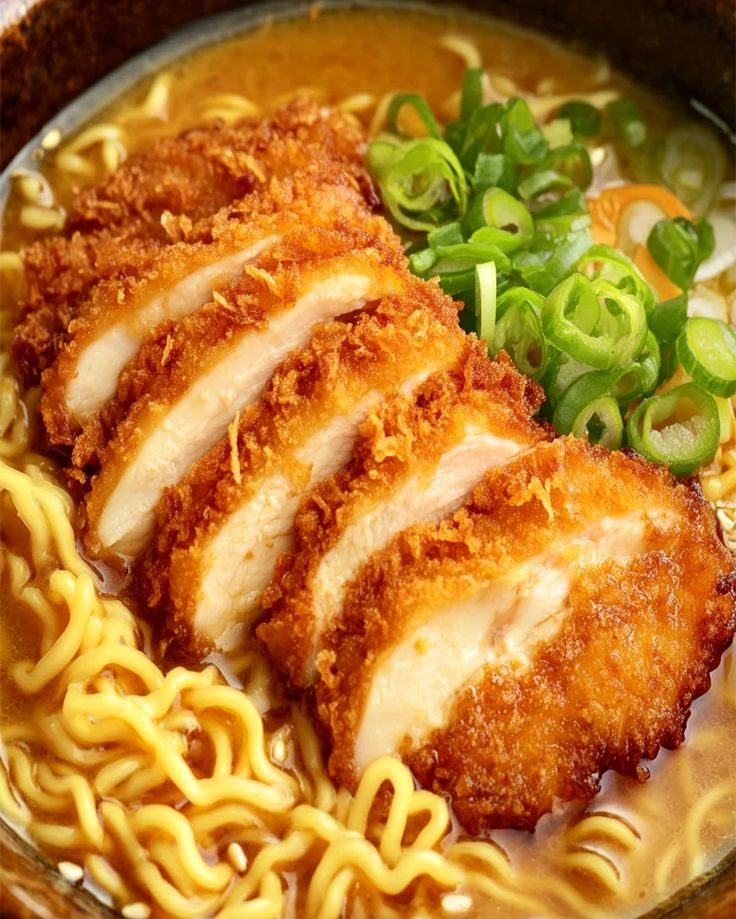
68,97,374,238
259,346,548,689
39,179,395,446
13,98,377,385
316,437,736,832
82,225,410,559
139,283,465,654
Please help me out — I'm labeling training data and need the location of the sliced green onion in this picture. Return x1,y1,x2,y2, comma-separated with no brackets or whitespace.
438,268,477,297
456,103,504,171
372,138,468,231
533,189,592,239
430,240,511,275
427,222,464,248
630,331,661,399
472,152,517,193
552,368,624,447
558,100,602,137
676,317,736,397
542,274,647,368
649,293,687,343
492,292,549,380
386,93,442,139
408,247,436,275
607,98,647,150
475,261,497,344
646,217,709,291
626,383,720,475
539,144,593,190
463,187,534,249
502,98,549,165
571,396,623,449
577,244,657,317
541,118,574,148
542,353,594,407
514,228,593,295
460,68,484,123
518,169,573,201
658,124,726,219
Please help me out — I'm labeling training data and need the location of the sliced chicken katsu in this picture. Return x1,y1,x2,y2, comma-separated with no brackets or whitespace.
12,231,161,385
40,179,390,445
68,97,373,238
82,225,409,559
13,98,376,385
259,346,548,689
139,284,465,652
317,437,736,832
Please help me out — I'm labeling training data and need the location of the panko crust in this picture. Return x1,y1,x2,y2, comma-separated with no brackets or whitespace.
40,179,398,447
81,226,408,558
258,347,548,689
13,98,378,388
317,438,735,832
138,280,465,653
12,232,163,384
67,98,374,238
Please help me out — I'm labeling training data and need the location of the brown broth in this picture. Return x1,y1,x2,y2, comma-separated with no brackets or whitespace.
0,6,734,919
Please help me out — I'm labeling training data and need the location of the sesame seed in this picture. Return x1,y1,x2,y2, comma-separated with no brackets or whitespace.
122,904,151,919
227,842,248,873
271,738,287,763
58,861,84,884
441,893,473,915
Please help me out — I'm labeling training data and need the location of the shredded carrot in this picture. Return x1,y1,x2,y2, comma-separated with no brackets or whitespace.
588,184,692,247
587,184,692,298
633,245,682,301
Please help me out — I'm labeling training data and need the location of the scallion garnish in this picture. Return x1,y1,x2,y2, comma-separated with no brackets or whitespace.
367,137,468,231
542,274,647,369
676,317,736,397
463,187,533,249
607,98,647,151
491,287,548,380
365,71,731,473
475,261,497,345
646,216,714,290
558,100,602,138
626,383,720,475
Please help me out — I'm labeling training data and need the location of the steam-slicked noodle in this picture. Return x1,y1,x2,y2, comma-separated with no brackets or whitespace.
0,456,540,919
437,34,482,69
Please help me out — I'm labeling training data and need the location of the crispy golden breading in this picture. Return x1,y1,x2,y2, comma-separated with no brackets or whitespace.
259,347,548,689
68,98,374,238
317,437,735,832
13,99,377,386
138,282,465,655
12,232,162,384
81,226,410,559
39,179,396,447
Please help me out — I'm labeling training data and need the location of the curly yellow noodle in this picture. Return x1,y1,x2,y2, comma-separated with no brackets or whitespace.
87,853,135,903
0,763,30,827
558,848,620,893
4,552,31,600
437,34,483,69
566,812,641,851
3,454,548,917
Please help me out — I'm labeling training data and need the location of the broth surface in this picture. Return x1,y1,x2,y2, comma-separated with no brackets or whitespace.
0,7,734,919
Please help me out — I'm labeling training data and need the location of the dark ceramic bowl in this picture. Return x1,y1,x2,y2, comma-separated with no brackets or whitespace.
0,2,734,917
